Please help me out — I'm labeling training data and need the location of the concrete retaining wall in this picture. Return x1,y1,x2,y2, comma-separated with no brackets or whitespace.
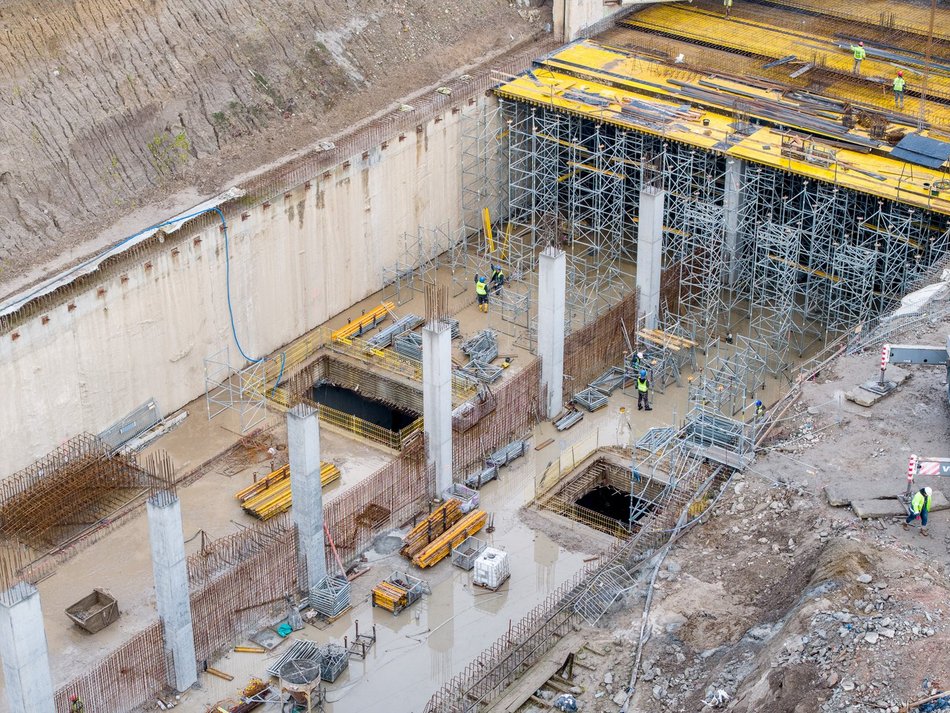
0,99,484,478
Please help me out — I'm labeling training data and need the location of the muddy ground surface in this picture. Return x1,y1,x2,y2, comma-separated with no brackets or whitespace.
0,0,548,293
524,307,950,712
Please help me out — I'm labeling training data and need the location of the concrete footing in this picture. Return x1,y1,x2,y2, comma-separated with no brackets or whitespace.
0,582,55,713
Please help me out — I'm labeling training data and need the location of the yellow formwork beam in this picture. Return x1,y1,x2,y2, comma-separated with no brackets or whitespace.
331,302,395,343
237,462,341,520
412,510,487,568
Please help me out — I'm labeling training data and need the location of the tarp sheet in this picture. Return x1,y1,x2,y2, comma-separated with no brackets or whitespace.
890,133,950,169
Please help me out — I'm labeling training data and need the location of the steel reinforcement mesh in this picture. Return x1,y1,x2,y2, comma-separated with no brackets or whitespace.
53,622,168,712
562,291,638,399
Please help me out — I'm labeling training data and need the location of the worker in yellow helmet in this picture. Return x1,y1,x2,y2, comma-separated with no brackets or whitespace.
850,41,866,74
893,71,906,109
904,486,932,536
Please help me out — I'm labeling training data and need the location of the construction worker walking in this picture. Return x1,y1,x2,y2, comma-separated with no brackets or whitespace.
904,486,933,536
893,71,906,109
636,369,652,411
475,275,489,313
723,0,732,18
850,41,866,74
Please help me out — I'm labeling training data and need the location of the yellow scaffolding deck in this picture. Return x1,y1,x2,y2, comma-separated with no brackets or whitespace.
495,42,950,216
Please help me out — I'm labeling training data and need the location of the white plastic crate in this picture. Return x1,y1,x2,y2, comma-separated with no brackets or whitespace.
472,547,510,591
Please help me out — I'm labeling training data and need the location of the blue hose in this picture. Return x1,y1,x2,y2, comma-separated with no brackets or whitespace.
7,203,288,377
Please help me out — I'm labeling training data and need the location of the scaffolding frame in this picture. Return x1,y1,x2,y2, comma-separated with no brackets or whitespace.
459,95,950,362
203,346,268,433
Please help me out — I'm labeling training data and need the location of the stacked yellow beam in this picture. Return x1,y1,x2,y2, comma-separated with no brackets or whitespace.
401,499,463,559
236,463,341,520
412,511,488,569
371,581,410,613
330,302,395,342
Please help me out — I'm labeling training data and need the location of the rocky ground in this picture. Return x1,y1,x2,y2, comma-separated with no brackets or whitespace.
525,304,950,712
0,0,548,292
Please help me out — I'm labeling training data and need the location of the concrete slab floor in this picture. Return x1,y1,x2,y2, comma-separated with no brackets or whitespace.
0,395,395,703
0,272,824,711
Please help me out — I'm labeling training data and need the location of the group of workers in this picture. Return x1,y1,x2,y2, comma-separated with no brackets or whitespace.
474,265,505,313
848,41,908,109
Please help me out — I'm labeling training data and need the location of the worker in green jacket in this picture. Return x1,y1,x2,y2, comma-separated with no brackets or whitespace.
904,486,933,536
850,42,866,74
893,71,906,109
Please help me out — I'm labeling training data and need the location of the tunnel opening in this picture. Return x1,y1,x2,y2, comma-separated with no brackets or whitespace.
311,382,418,433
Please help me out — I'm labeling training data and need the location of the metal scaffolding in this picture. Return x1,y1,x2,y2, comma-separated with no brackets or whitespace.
455,95,950,359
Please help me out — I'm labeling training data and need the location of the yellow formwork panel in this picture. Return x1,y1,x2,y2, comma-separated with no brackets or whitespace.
760,0,950,43
595,27,950,129
496,69,950,216
621,4,950,104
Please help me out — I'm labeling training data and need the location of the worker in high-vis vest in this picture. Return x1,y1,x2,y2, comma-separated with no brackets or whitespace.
850,42,866,74
723,0,732,18
893,71,906,109
475,275,489,313
490,265,505,293
637,369,652,411
904,486,933,536
754,399,765,419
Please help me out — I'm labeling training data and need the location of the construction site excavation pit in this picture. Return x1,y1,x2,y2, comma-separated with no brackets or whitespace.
536,453,668,539
284,353,423,451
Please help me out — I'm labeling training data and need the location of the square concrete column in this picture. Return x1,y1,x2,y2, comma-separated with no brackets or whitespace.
636,185,665,330
0,582,55,713
287,404,327,592
538,246,567,419
423,321,453,495
146,491,197,692
723,158,745,285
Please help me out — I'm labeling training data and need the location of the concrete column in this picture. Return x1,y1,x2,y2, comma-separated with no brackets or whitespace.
538,246,567,419
636,185,665,330
723,158,745,285
287,404,327,592
146,491,197,692
423,321,453,496
0,582,55,713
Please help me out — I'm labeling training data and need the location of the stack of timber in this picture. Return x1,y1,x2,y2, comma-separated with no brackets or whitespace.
400,499,463,559
236,463,341,520
411,511,488,568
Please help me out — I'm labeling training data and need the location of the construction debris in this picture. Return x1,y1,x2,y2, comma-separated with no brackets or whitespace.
366,314,423,350
554,410,584,431
461,329,499,363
